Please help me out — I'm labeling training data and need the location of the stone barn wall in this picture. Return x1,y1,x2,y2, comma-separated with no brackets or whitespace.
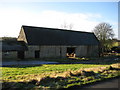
2,51,17,59
24,45,99,59
2,45,99,59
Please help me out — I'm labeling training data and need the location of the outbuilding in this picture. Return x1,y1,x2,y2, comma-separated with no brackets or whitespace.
2,38,27,59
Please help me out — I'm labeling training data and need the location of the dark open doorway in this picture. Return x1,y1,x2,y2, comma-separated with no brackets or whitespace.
66,47,76,57
17,51,25,59
35,50,40,58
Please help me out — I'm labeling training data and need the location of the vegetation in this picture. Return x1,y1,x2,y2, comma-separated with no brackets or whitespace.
1,64,109,81
93,22,115,53
61,21,74,30
1,60,120,89
1,54,120,89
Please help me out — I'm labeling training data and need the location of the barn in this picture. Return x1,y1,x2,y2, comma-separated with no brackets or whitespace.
17,25,100,59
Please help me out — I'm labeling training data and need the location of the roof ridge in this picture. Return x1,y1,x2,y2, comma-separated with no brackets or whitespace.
22,25,93,34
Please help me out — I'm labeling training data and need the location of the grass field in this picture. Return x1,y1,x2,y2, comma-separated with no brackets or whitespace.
1,64,110,81
1,58,120,89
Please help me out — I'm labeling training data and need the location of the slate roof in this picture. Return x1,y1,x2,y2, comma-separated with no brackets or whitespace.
21,25,99,45
2,41,28,51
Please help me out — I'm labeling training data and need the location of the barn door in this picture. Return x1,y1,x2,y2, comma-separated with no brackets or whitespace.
35,50,40,58
66,47,76,57
17,51,25,59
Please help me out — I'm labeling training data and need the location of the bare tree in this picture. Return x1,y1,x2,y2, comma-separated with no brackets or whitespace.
69,23,74,30
61,21,74,30
93,22,114,53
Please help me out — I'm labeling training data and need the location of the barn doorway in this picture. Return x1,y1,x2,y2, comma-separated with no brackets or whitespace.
35,50,40,58
66,47,76,57
17,51,25,59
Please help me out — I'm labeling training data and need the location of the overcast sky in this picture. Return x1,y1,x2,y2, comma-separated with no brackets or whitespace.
0,1,118,39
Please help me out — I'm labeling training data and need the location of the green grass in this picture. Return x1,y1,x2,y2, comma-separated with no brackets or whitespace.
1,64,109,81
1,62,120,89
2,63,120,89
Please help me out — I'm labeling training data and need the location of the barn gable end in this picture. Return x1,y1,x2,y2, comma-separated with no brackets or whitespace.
17,27,28,43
